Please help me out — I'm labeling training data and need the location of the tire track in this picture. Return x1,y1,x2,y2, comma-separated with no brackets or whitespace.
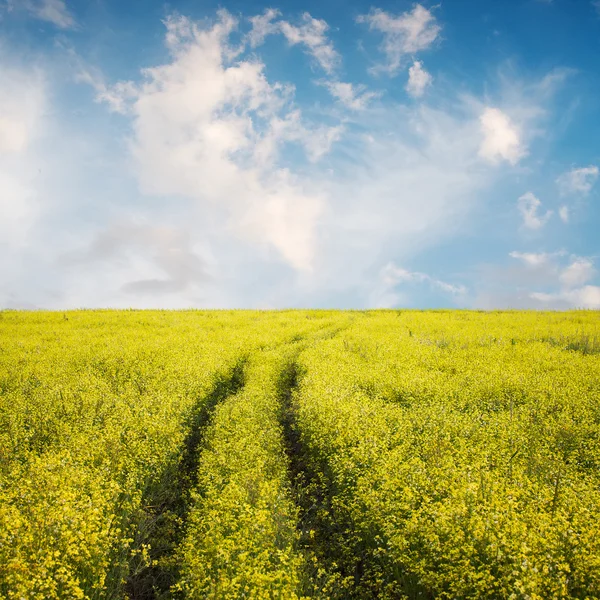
124,358,246,600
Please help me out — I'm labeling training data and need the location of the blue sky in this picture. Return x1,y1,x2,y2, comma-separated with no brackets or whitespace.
1,0,599,309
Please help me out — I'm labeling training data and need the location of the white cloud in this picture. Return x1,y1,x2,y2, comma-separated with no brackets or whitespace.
247,8,281,47
478,107,525,165
381,262,467,294
509,251,557,267
406,60,432,97
509,249,595,289
0,63,45,247
357,4,441,74
61,222,209,295
0,8,571,309
517,192,552,229
10,0,75,28
100,11,342,271
247,10,339,73
76,67,137,114
503,252,600,309
559,205,569,223
559,257,596,288
318,80,379,110
556,165,599,196
279,12,340,73
531,286,600,309
0,66,45,154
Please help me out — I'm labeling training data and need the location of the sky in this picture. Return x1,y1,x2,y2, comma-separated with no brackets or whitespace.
0,0,599,309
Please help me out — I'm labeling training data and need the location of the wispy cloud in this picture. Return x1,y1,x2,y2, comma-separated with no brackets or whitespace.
556,165,599,195
0,5,579,309
517,192,552,229
279,12,340,73
405,60,432,97
247,9,340,73
357,4,441,74
382,263,467,294
318,80,379,110
8,0,75,29
247,8,281,47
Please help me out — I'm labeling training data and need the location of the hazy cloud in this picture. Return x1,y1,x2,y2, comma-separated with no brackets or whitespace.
556,165,598,196
8,0,75,29
61,222,210,295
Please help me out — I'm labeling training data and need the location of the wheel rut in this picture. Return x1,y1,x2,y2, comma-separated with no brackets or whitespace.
123,358,246,600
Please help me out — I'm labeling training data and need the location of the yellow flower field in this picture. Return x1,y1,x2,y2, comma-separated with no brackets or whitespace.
1,310,599,599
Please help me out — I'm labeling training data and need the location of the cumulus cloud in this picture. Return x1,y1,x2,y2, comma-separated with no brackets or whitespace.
94,10,342,271
318,80,379,110
406,60,432,97
478,107,525,165
1,7,572,309
517,192,552,229
556,165,598,196
357,4,441,74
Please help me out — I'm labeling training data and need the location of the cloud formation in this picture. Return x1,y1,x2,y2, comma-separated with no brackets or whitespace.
318,80,379,110
374,262,466,307
510,251,600,308
100,11,341,271
405,60,432,97
7,0,75,29
517,192,552,229
0,62,45,248
357,4,441,74
247,9,339,73
0,4,589,310
478,107,525,165
556,165,599,196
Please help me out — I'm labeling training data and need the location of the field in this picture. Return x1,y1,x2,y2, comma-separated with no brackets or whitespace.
1,310,599,599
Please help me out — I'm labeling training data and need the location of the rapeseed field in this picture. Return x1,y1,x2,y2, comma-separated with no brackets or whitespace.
1,310,599,599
